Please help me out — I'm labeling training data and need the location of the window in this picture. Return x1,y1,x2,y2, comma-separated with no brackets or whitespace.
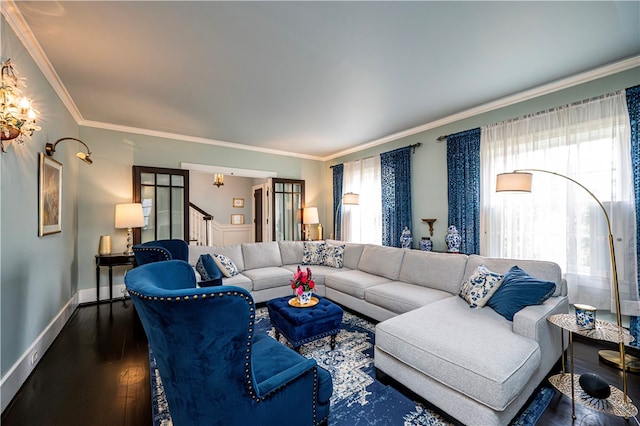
480,92,638,314
342,156,381,244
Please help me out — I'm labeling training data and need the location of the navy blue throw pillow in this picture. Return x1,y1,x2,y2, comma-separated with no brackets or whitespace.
486,265,556,321
195,254,223,281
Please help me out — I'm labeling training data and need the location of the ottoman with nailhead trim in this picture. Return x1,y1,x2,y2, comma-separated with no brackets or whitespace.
266,295,344,352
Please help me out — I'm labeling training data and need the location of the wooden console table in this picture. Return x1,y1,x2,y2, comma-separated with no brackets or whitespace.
95,254,136,302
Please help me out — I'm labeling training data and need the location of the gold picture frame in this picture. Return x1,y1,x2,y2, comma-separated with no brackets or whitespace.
233,198,244,208
231,214,245,225
38,153,63,236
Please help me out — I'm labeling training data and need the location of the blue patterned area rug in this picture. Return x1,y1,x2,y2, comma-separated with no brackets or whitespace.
150,307,554,426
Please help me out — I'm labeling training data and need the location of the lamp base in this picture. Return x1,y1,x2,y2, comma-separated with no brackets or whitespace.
598,349,640,373
124,227,134,255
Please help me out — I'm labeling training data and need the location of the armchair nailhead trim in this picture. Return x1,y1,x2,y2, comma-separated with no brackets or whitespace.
127,287,263,402
134,247,170,260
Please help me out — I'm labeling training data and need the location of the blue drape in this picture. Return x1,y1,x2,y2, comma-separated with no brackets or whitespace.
626,85,640,347
446,128,481,255
332,164,344,240
381,146,412,247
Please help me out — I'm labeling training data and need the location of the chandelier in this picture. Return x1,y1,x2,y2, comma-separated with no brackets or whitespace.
1,59,40,152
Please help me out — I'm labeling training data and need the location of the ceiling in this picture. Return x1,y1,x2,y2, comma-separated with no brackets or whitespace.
8,1,640,160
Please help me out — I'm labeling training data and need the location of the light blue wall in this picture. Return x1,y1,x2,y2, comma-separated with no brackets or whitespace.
2,8,638,397
1,16,79,376
76,126,326,292
328,67,640,250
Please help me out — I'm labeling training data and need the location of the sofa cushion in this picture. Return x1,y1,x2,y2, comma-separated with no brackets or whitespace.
188,244,245,272
357,245,405,280
281,264,348,286
398,251,468,295
242,242,283,270
459,265,504,308
220,273,252,292
326,240,365,270
278,240,304,265
464,255,563,297
242,267,293,291
322,243,345,268
486,266,556,321
375,297,541,411
302,241,326,265
365,282,452,314
324,270,392,299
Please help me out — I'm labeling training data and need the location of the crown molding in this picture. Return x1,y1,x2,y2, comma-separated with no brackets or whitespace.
1,0,84,123
80,119,323,161
323,55,640,161
4,1,637,162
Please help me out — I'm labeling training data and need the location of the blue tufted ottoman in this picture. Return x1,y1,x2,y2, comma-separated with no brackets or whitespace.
266,296,344,352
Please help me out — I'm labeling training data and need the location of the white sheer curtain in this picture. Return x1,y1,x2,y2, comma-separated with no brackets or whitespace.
480,91,639,317
342,156,382,244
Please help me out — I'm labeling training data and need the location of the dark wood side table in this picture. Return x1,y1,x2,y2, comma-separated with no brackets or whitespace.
95,254,136,302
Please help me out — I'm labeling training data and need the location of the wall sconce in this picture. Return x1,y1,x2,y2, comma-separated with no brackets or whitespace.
1,59,40,153
213,174,224,188
45,137,93,165
115,203,145,255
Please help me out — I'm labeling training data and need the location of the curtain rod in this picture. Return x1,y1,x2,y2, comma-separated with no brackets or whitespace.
436,89,624,141
329,142,422,168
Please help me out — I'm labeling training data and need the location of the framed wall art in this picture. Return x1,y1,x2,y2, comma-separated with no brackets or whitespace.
38,153,63,236
233,198,244,208
231,214,245,225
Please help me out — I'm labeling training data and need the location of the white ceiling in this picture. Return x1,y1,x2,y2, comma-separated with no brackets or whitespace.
8,1,640,159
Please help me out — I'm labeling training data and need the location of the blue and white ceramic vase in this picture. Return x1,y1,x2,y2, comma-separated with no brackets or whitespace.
400,226,413,249
297,290,313,305
575,304,596,330
445,225,461,253
419,237,433,251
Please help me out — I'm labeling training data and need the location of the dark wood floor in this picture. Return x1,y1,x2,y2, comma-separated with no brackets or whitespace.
2,300,639,425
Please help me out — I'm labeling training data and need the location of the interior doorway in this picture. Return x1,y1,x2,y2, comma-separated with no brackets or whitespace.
253,185,264,242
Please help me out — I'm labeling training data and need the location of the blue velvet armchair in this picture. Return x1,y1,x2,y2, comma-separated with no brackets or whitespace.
125,260,332,425
132,239,189,265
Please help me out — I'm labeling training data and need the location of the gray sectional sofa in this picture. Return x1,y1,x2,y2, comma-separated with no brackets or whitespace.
188,239,568,426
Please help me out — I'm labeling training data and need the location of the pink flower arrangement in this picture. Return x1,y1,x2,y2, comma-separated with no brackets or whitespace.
291,265,315,295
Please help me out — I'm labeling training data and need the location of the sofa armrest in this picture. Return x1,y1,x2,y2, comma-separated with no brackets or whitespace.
513,295,569,341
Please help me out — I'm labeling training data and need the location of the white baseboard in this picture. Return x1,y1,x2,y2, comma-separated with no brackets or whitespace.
77,283,127,304
0,283,129,413
0,294,79,412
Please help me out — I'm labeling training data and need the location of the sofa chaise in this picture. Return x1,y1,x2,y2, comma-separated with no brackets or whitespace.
187,239,568,425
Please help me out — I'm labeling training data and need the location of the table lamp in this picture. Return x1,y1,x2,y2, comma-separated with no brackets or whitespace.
115,203,145,255
303,207,320,241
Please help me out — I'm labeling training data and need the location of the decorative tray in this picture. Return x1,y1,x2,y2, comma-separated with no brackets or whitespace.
288,297,319,308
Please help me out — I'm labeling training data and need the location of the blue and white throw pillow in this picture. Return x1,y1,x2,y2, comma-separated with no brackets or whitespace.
212,253,239,277
459,265,504,309
195,256,211,280
302,241,326,265
196,254,223,281
322,243,345,268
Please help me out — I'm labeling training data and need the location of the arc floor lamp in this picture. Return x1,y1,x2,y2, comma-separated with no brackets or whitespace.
334,192,359,241
497,169,639,373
